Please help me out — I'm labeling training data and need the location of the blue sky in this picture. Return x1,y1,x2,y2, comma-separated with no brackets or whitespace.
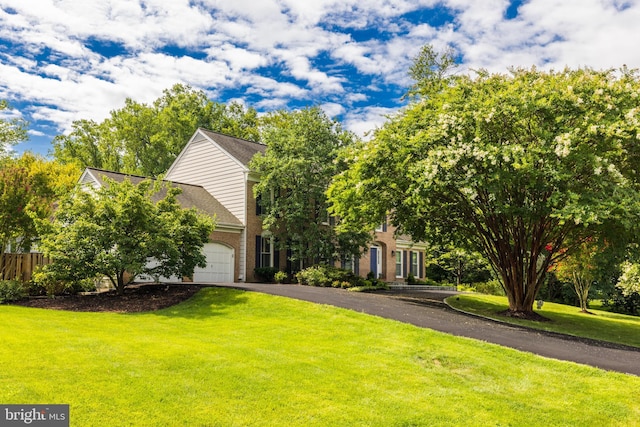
1,0,640,156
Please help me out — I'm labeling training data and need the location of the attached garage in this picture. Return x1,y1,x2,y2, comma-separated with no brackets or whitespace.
193,243,235,283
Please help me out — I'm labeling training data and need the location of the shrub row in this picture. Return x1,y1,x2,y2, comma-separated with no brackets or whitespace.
296,265,388,290
0,276,98,304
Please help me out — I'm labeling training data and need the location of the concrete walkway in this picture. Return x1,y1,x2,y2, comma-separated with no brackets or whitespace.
214,283,640,376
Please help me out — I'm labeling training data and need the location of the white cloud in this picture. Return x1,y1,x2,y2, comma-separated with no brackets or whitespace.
343,106,399,139
3,0,640,155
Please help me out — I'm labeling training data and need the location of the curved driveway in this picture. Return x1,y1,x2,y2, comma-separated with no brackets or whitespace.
214,283,640,376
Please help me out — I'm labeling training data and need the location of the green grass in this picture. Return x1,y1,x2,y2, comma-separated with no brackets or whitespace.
446,294,640,348
1,288,639,426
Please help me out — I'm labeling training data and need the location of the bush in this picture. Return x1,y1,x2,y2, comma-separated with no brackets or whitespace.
472,280,505,296
296,266,329,286
254,267,279,283
602,287,640,316
457,280,505,296
406,274,439,286
0,280,27,303
32,269,98,296
297,265,380,289
274,271,287,284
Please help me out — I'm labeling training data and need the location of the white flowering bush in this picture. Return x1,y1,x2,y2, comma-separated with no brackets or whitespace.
617,262,640,296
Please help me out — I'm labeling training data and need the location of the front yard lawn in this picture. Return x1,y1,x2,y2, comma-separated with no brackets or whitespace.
1,288,639,426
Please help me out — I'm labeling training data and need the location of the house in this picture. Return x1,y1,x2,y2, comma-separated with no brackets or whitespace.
164,128,427,283
80,128,427,283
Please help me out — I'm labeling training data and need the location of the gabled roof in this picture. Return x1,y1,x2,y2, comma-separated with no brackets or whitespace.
197,128,266,166
81,167,243,228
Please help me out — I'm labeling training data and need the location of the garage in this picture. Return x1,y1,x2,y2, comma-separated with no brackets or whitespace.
192,243,235,283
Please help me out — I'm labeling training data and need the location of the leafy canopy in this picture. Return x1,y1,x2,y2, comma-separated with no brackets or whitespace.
329,51,640,315
0,154,79,253
0,100,27,157
36,177,215,294
52,84,260,176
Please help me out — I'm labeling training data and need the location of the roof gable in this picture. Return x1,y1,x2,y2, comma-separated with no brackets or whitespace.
197,128,266,167
81,167,242,228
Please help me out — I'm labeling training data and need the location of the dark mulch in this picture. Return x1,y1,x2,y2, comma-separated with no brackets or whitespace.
11,284,202,313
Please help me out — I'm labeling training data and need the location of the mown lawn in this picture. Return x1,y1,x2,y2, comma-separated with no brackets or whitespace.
446,294,640,348
1,287,639,426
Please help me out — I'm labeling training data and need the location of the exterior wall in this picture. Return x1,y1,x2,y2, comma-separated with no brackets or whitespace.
355,224,427,283
245,180,264,281
209,229,242,282
166,134,248,224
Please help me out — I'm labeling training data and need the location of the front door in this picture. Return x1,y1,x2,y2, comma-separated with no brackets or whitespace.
370,246,382,279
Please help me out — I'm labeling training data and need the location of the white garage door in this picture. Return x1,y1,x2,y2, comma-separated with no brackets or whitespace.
193,243,234,283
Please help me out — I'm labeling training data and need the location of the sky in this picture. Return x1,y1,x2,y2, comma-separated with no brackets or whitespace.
2,0,640,156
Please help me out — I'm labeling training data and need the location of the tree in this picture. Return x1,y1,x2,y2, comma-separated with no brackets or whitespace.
425,245,492,286
250,107,369,269
53,84,260,176
553,240,598,313
0,154,78,253
0,100,27,157
328,48,640,317
36,177,215,294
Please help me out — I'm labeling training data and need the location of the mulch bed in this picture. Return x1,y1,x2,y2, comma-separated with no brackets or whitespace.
11,284,202,313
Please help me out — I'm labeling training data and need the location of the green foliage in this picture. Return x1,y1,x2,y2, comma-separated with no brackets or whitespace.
251,107,369,268
602,287,640,316
0,154,79,252
602,262,640,315
616,261,640,296
53,84,260,176
36,177,214,294
296,265,388,290
329,47,640,315
274,271,287,284
0,100,27,157
458,280,505,296
30,274,97,297
425,245,492,285
0,280,26,303
254,267,279,283
406,273,439,286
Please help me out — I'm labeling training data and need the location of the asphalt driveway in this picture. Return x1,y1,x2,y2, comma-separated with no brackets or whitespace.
214,283,640,376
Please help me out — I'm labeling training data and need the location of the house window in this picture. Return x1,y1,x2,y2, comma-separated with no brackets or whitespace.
375,217,388,233
342,256,355,273
395,251,403,278
256,194,263,216
410,251,419,277
261,237,272,267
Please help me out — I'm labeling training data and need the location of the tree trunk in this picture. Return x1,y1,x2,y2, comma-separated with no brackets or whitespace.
116,272,126,295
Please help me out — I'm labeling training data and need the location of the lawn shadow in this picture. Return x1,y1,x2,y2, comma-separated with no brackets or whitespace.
136,286,250,320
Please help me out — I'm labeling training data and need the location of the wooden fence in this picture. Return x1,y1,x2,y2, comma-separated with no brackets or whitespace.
0,253,50,282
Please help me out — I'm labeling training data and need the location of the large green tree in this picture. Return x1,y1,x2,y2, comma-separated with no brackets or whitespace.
53,84,260,176
0,154,78,253
250,107,369,269
0,100,27,157
36,177,215,294
328,49,640,317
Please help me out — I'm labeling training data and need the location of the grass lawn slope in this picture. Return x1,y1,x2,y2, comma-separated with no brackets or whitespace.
447,294,640,349
1,288,639,426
